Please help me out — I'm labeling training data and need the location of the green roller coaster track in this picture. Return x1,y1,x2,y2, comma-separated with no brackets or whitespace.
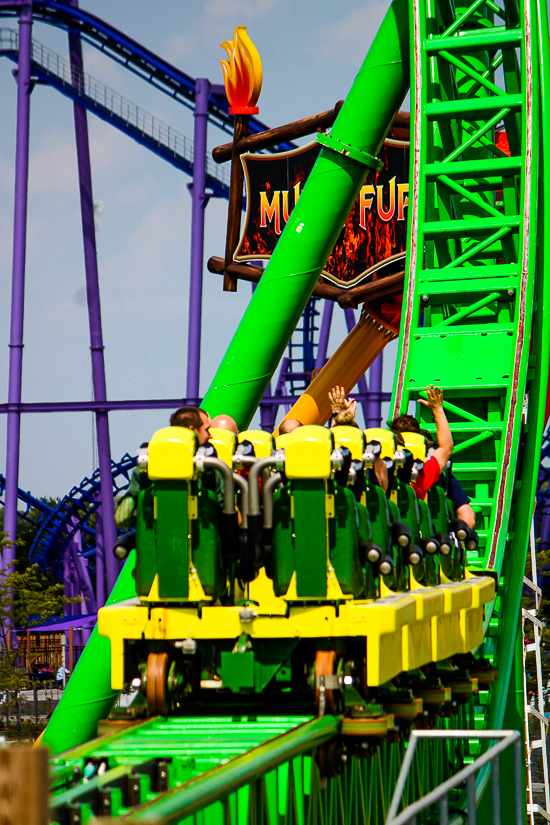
44,0,550,820
393,0,550,738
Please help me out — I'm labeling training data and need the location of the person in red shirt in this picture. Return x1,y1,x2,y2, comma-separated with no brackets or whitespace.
390,385,454,499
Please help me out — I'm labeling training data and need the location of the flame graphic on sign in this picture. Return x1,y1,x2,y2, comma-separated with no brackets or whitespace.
220,26,263,115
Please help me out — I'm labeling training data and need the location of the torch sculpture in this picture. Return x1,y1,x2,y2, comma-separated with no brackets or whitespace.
220,26,263,291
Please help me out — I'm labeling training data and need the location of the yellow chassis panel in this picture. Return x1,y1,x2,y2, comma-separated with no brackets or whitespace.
97,578,494,690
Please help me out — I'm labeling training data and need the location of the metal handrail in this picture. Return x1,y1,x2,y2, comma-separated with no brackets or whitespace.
0,27,229,189
123,715,339,824
385,729,523,825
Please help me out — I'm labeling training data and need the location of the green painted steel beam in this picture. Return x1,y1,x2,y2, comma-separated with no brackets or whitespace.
424,29,523,51
421,216,520,235
424,157,522,177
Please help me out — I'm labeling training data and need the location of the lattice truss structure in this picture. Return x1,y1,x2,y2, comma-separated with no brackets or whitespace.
523,522,550,823
396,0,538,565
391,0,550,745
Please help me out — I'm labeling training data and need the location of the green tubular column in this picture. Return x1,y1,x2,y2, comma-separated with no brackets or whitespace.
41,553,137,755
202,0,410,428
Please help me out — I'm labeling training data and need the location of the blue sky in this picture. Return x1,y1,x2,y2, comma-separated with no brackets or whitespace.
0,0,400,498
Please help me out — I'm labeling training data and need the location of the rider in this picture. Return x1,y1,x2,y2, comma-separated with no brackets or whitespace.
390,385,454,500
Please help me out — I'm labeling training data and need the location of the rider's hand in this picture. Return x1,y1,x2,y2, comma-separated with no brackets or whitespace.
418,384,444,412
328,386,354,415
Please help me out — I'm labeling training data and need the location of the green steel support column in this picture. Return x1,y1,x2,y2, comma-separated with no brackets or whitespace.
478,620,526,823
502,621,527,824
41,552,137,755
202,0,410,428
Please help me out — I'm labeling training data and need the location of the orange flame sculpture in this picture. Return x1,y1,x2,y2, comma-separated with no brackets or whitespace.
220,26,263,115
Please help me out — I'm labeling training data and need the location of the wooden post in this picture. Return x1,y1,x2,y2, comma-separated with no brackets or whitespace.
212,101,345,162
223,114,249,292
68,625,74,675
0,746,49,825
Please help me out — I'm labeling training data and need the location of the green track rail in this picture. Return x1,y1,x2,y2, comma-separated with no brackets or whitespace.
50,712,478,824
391,0,550,741
392,0,540,579
51,715,317,823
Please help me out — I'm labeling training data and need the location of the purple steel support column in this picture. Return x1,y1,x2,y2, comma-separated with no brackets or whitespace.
94,493,105,608
69,540,97,614
67,12,117,593
64,548,72,618
186,78,211,404
366,351,384,428
254,266,277,430
344,308,369,424
260,381,275,432
4,1,33,568
540,509,550,551
315,301,334,370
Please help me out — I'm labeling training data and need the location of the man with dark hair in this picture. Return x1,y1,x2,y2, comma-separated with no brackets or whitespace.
170,406,211,445
115,406,211,530
389,385,454,500
389,414,432,445
389,387,475,525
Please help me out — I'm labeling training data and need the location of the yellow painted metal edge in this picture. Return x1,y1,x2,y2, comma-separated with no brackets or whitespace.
97,578,495,690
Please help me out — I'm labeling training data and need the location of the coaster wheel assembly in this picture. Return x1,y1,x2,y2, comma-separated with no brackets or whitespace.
146,652,172,717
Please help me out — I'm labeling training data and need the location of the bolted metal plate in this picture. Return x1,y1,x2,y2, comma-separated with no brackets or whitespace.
406,329,514,389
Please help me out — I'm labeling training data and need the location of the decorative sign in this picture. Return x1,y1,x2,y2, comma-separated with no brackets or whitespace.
235,139,409,288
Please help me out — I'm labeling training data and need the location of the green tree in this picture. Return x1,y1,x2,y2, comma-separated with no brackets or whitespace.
0,533,81,699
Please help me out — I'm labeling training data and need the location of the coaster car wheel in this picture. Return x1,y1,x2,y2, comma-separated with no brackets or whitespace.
146,651,171,717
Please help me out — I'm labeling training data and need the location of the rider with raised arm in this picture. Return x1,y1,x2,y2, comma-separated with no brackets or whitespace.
390,385,454,500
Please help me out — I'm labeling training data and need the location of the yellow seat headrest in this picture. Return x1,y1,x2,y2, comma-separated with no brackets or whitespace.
238,429,275,459
285,425,333,480
400,431,427,461
331,426,365,461
364,428,397,459
148,426,197,480
275,432,294,450
208,427,237,467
